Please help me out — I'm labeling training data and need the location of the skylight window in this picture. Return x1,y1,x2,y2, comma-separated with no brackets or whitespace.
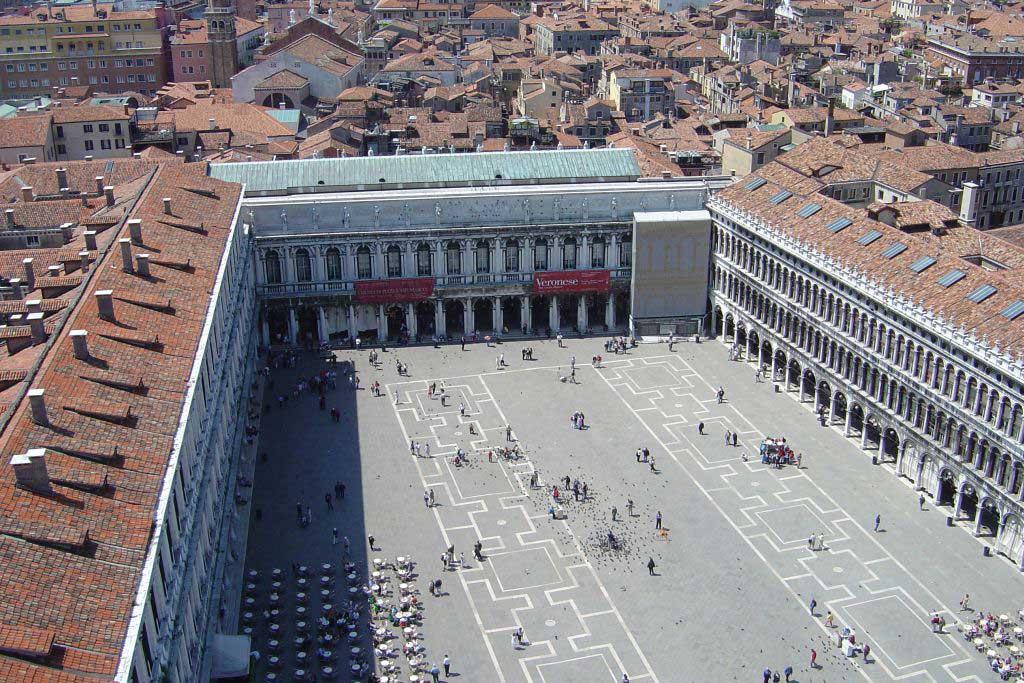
881,242,908,259
826,217,852,233
1001,299,1024,320
768,190,793,205
966,284,997,303
936,269,966,287
857,230,882,246
908,255,936,273
796,203,822,218
744,177,766,190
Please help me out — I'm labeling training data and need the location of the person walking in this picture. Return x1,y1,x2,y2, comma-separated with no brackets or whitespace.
506,424,513,441
724,430,731,446
763,668,772,683
627,499,634,517
863,643,871,662
430,663,440,682
325,493,333,510
443,654,451,677
459,403,466,417
698,422,705,435
810,649,817,669
647,557,656,576
611,506,618,521
809,597,817,615
783,665,793,682
655,511,662,530
636,448,642,463
394,389,400,405
919,493,926,510
874,514,881,532
825,610,834,628
424,490,431,508
960,593,970,611
368,534,376,550
429,489,435,506
332,528,339,545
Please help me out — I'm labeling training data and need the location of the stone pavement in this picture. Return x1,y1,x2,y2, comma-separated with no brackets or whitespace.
242,336,1024,682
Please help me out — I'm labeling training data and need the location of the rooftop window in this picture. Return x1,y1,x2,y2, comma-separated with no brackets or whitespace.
908,255,936,273
966,284,996,303
826,217,852,233
880,242,908,258
744,176,766,190
856,230,882,246
1001,299,1024,320
796,202,821,218
936,269,966,287
768,190,792,205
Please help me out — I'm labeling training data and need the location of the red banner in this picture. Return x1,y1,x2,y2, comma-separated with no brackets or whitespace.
533,270,611,295
354,278,434,304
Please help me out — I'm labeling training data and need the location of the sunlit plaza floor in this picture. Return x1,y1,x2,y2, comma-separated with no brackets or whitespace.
241,335,1024,682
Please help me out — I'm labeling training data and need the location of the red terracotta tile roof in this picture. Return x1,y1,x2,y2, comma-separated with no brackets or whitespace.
0,160,242,679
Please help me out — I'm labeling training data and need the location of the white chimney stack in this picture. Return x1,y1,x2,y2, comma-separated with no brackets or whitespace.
95,176,105,194
119,238,133,272
84,230,97,251
11,448,50,492
21,186,34,202
10,277,23,299
96,290,115,321
56,167,68,190
79,250,90,273
24,299,40,314
22,258,34,290
27,389,47,426
163,197,172,215
27,311,45,343
5,208,15,229
104,185,115,207
136,254,151,277
127,218,142,244
70,329,89,359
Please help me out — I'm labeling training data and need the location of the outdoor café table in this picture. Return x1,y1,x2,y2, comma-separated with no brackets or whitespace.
403,627,414,638
975,638,985,648
297,578,308,589
296,651,308,665
348,631,359,641
271,568,283,579
297,565,308,575
1010,646,1020,655
245,582,257,594
350,663,361,674
247,569,259,580
321,666,334,678
374,558,384,568
322,603,333,613
294,637,306,649
1002,615,1012,624
349,586,359,595
988,649,998,658
1015,627,1024,636
322,563,333,574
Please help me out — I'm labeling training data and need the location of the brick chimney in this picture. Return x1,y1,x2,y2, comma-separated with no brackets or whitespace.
84,230,98,251
95,176,105,194
56,167,68,191
10,277,23,299
79,250,90,273
104,186,115,207
10,448,50,492
162,197,172,215
136,254,151,277
20,186,34,203
5,208,15,229
27,311,45,343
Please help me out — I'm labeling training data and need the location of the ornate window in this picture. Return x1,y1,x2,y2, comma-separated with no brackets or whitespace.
265,250,282,283
416,243,432,276
534,238,548,271
446,241,461,275
294,248,312,282
475,240,490,273
504,239,519,272
325,247,342,280
619,235,632,267
356,246,372,279
386,245,402,277
562,237,577,270
590,236,605,268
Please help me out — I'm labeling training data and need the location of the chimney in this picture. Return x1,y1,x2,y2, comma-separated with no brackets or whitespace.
825,98,835,137
25,299,40,314
136,253,151,277
96,290,115,321
4,208,15,229
27,389,47,426
84,230,97,251
104,186,115,207
79,250,90,273
46,265,61,278
133,152,142,159
27,312,45,343
163,197,172,215
119,238,133,273
20,186,34,203
95,176,105,194
746,131,753,149
56,167,68,190
83,155,93,162
10,278,23,299
209,117,217,129
70,329,89,359
10,448,50,492
22,258,34,290
127,218,142,244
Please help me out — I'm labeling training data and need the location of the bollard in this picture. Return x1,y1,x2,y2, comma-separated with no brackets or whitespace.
983,546,991,557
946,516,954,527
872,455,878,465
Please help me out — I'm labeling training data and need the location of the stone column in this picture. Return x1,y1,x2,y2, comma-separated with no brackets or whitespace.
317,306,327,343
494,240,504,276
350,249,359,280
609,234,619,268
896,441,907,474
348,302,357,341
606,295,616,329
435,299,445,337
464,298,474,334
581,235,590,268
844,401,853,437
376,304,387,340
461,241,471,279
261,317,271,347
493,296,502,332
287,307,298,344
879,429,889,460
407,302,417,338
550,295,559,332
578,294,588,332
953,488,964,520
518,241,526,276
373,245,384,280
861,419,870,450
829,392,838,426
521,296,532,333
401,243,413,278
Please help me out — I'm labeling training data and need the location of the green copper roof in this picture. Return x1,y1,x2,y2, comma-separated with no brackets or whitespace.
209,149,641,196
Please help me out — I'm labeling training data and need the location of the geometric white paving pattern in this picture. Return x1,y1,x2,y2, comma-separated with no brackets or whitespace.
387,372,659,683
597,354,989,682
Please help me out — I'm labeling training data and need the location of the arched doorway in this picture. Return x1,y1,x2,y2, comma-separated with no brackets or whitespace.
416,301,435,337
937,470,956,506
261,93,295,108
761,340,772,369
748,330,760,361
849,403,865,436
882,428,899,462
559,294,579,331
725,315,735,342
773,350,786,382
863,416,881,450
501,297,522,333
296,307,318,345
531,296,550,334
588,294,608,330
713,306,724,337
445,300,465,335
614,291,629,328
385,304,406,340
998,514,1022,560
817,381,831,416
959,483,979,520
267,308,289,344
787,360,800,392
801,369,815,402
832,392,847,426
735,324,747,354
977,499,1000,538
474,298,494,333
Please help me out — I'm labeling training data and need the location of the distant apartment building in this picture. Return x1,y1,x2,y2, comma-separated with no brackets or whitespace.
533,14,618,56
0,4,167,98
926,35,1024,85
171,17,264,83
51,104,131,160
719,24,781,65
468,4,520,39
604,68,673,122
890,0,943,20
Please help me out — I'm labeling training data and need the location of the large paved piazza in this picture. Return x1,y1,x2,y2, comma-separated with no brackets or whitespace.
242,335,1024,682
